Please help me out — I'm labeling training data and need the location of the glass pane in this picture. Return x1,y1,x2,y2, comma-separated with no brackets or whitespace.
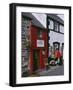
60,25,64,33
37,30,42,38
54,22,58,31
48,19,54,29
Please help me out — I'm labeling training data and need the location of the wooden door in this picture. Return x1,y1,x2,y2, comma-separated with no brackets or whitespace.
33,50,40,71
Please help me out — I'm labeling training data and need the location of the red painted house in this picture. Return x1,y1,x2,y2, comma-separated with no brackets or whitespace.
22,13,48,75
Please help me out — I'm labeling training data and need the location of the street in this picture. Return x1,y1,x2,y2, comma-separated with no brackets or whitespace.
38,65,64,76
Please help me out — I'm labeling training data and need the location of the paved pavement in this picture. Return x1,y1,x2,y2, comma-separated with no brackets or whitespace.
38,65,64,76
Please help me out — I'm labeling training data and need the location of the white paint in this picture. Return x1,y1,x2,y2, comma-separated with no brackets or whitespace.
37,40,44,47
49,31,64,46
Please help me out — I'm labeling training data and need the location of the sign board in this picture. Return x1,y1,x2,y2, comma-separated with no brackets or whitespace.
37,40,44,47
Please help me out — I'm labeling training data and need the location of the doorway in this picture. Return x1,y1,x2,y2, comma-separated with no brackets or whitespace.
33,50,40,72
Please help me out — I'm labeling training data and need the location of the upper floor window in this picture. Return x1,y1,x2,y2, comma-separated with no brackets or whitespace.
54,22,59,32
47,18,64,34
48,19,54,30
37,30,43,38
60,25,64,33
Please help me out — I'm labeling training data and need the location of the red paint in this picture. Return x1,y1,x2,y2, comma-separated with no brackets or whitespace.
39,50,45,69
55,50,62,58
29,25,48,73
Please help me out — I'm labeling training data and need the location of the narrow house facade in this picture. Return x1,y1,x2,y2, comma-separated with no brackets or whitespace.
21,13,48,76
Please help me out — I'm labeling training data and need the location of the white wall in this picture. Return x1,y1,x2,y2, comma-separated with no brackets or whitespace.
0,0,72,90
49,31,64,46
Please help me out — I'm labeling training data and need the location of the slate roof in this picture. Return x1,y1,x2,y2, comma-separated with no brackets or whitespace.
22,12,46,29
47,14,64,25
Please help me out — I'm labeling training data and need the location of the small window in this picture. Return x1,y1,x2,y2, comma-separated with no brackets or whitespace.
54,22,59,31
37,30,43,38
60,25,64,33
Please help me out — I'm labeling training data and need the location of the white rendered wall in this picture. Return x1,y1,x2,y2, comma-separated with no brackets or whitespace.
49,31,64,46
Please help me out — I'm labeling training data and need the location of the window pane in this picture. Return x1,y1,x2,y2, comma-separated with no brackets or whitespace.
37,30,42,38
60,25,64,33
54,22,58,31
48,19,54,29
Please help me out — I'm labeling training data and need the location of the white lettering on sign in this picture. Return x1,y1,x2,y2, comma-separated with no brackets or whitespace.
37,40,44,47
